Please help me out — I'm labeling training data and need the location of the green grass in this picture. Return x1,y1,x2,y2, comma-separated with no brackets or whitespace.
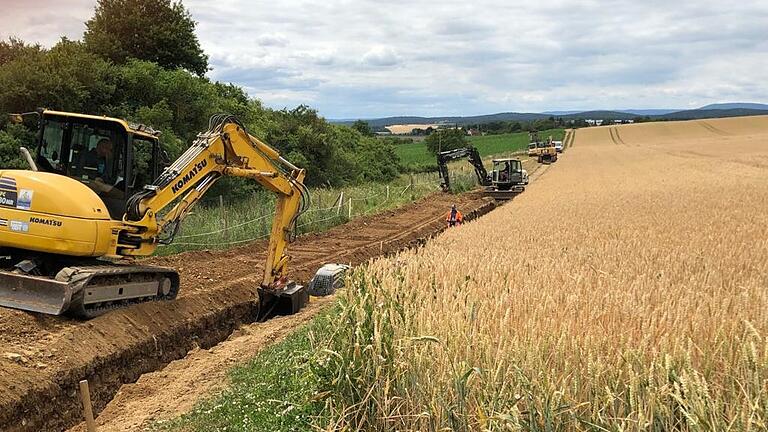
470,128,565,156
151,312,332,432
393,140,437,171
395,129,564,171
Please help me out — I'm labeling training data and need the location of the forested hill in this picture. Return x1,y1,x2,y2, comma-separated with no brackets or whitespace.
334,106,768,128
336,112,550,128
0,0,400,196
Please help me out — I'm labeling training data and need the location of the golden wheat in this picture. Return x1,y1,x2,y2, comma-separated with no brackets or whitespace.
312,116,768,431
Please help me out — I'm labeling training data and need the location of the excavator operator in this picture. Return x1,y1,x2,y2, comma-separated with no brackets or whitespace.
499,161,510,182
87,138,125,199
446,204,463,227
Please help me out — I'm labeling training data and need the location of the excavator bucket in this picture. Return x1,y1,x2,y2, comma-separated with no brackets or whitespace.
0,270,75,315
258,281,308,319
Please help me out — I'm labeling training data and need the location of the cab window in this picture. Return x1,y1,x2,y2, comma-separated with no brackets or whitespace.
37,115,125,188
131,136,155,191
70,123,124,185
37,119,66,172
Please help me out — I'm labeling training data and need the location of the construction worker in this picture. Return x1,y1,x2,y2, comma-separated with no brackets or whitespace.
446,204,463,227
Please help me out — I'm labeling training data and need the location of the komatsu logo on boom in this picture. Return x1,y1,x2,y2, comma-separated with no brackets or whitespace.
171,160,207,194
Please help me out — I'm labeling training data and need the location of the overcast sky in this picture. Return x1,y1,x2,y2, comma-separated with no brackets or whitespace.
2,0,767,118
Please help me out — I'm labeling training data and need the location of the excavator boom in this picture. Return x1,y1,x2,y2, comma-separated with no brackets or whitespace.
437,146,489,191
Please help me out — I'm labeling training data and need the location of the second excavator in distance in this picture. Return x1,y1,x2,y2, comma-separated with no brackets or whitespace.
436,146,527,200
0,109,310,318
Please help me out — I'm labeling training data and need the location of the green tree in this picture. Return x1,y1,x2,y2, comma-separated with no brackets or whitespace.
424,128,468,155
0,38,42,66
351,120,373,137
84,0,208,75
0,39,116,115
0,123,34,169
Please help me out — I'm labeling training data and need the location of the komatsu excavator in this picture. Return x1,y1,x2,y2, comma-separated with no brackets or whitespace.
0,109,309,318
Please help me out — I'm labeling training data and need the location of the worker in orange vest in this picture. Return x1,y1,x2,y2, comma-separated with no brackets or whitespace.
446,204,463,227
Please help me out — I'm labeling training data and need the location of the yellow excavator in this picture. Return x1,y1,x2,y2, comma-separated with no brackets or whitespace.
0,109,309,318
527,131,558,163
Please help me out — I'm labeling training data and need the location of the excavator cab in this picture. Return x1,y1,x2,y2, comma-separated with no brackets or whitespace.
30,110,164,218
482,158,525,201
491,158,525,190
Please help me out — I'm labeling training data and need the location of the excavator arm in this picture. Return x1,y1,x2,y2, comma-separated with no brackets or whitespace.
120,115,309,289
436,146,489,191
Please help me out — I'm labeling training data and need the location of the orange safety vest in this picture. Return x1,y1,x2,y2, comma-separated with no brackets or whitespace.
446,209,463,224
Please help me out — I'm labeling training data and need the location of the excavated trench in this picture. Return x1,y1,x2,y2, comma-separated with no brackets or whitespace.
0,191,497,432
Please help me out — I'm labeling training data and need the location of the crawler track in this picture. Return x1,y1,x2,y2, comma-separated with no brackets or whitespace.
0,191,496,432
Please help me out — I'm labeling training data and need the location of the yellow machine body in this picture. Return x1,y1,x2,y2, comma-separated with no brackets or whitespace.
0,170,118,257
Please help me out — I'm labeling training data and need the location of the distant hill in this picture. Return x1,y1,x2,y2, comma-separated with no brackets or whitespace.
542,110,583,116
560,110,637,120
658,108,768,120
334,112,550,128
621,109,678,116
698,102,768,110
331,102,768,128
545,109,677,116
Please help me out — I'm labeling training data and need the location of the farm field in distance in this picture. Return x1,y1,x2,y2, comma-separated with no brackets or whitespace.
395,128,565,170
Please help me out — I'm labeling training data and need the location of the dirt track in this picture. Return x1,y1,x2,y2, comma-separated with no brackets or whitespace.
0,189,498,431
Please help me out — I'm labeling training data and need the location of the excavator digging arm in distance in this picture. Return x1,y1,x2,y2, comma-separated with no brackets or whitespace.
121,114,309,290
436,146,489,191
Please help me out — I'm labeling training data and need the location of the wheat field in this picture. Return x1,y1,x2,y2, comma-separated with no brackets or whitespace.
313,116,768,431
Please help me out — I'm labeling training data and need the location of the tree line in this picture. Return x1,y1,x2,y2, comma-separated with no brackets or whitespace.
0,0,400,201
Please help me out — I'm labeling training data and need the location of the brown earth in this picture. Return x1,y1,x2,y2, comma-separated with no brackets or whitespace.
0,188,501,431
67,295,338,432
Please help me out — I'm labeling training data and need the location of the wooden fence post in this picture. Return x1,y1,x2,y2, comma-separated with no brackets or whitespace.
79,380,97,432
337,192,344,215
348,197,352,219
386,185,390,200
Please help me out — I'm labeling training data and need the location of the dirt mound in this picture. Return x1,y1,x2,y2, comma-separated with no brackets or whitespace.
0,191,495,432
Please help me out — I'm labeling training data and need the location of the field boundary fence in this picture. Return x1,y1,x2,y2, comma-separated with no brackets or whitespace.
160,172,454,252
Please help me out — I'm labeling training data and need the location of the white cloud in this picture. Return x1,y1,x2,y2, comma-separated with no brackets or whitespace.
256,33,288,47
1,0,767,118
361,46,400,67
